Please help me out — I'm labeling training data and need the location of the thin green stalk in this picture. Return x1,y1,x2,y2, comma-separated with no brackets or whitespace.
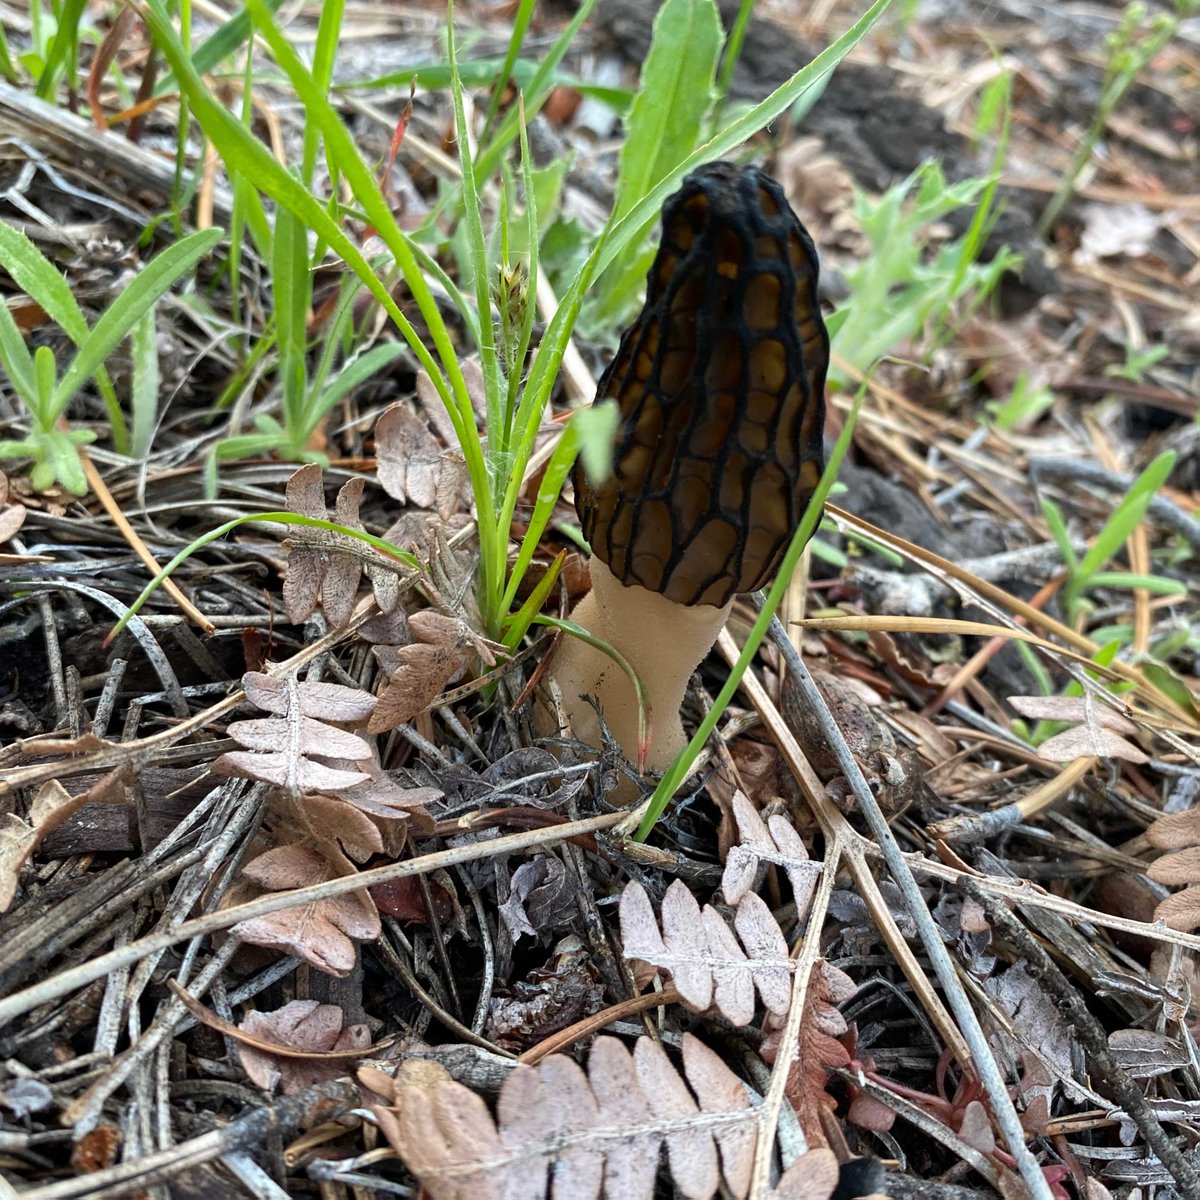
713,0,753,121
447,0,503,508
172,0,193,222
304,0,345,183
471,0,599,188
478,0,535,143
535,613,651,768
109,512,419,640
1038,5,1182,235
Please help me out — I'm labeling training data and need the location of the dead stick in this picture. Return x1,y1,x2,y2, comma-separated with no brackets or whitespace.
77,444,215,634
962,879,1200,1198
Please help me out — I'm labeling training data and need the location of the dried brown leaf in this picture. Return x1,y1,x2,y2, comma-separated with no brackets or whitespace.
0,814,38,913
1147,808,1200,850
378,1033,755,1200
763,960,856,1149
723,791,821,921
282,465,399,625
336,775,439,843
230,844,380,975
1036,725,1148,764
1106,1028,1190,1078
413,370,460,454
846,1088,896,1134
237,1000,371,1093
0,470,26,543
218,672,377,795
409,609,466,649
1010,691,1149,763
769,1147,840,1200
1152,887,1200,933
242,671,377,723
369,642,465,734
213,749,369,793
957,1100,995,1154
0,775,128,911
1007,695,1138,733
303,794,384,863
376,402,443,508
1147,846,1200,887
410,607,503,669
619,880,792,1026
983,961,1087,1108
434,450,470,521
227,715,372,760
487,938,604,1051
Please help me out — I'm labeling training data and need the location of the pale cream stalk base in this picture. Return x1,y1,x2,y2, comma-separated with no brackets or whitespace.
542,559,732,784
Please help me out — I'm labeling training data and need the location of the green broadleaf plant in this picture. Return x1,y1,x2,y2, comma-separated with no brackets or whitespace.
0,227,223,494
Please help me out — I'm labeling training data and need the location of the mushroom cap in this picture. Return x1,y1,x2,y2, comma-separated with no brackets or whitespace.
576,161,829,608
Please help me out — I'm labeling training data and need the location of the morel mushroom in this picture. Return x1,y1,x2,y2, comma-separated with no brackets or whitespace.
545,161,829,777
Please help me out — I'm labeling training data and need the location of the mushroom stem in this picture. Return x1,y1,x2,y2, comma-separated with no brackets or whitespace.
547,559,731,774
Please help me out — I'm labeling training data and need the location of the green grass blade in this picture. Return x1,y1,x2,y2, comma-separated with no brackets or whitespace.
140,0,481,489
129,305,159,458
479,0,535,139
1077,450,1177,580
310,342,406,427
52,228,223,420
496,221,614,546
35,0,85,99
593,0,893,281
500,400,619,617
273,205,310,448
1041,497,1078,572
447,0,502,493
503,549,564,653
472,0,599,186
238,0,487,495
1086,571,1187,596
303,0,345,182
47,426,88,494
505,105,540,438
591,0,721,322
156,0,286,95
714,0,753,117
347,59,631,110
0,281,37,405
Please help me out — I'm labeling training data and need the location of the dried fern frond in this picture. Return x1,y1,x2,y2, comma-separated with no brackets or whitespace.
229,843,381,975
722,790,821,916
371,1034,756,1200
761,960,858,1149
213,670,430,973
619,879,791,1026
1146,807,1200,931
284,463,405,627
214,671,376,796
